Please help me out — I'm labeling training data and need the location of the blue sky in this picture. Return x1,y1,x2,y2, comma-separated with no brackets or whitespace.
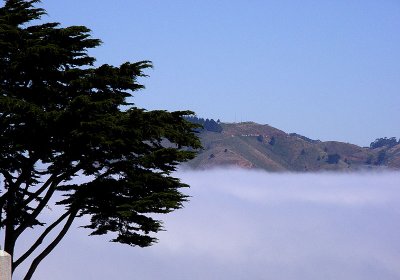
41,0,400,146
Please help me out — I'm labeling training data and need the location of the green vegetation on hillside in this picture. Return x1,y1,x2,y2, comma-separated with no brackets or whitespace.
370,137,399,149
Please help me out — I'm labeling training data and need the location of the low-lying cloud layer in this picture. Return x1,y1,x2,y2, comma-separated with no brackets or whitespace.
14,170,400,280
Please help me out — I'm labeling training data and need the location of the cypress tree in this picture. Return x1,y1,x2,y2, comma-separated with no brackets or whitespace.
0,1,201,279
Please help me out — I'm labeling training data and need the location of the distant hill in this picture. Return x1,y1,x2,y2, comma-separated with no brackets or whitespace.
185,121,400,172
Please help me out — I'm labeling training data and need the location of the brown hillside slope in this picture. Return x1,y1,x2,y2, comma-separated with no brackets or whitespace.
186,122,400,172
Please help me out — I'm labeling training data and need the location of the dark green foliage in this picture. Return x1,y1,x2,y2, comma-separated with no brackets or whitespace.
184,116,223,133
0,1,201,279
269,136,276,146
375,150,386,165
326,153,341,164
205,118,223,132
370,137,398,149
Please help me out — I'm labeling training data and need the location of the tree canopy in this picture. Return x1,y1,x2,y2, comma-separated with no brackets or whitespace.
370,137,398,149
184,116,223,133
0,1,201,279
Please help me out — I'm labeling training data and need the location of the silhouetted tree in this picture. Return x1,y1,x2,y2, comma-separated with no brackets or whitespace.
0,1,201,279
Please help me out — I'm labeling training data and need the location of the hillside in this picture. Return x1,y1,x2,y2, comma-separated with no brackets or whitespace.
186,121,400,172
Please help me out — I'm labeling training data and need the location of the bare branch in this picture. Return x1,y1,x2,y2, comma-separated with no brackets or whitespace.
21,174,57,208
22,208,78,280
14,180,59,239
13,209,72,270
15,167,80,239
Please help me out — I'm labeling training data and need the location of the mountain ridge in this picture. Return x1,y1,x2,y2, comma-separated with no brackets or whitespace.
185,120,400,172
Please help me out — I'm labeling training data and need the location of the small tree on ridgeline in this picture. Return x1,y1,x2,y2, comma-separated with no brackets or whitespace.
0,1,201,279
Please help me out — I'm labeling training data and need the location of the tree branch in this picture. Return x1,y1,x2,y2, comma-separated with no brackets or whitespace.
21,161,81,210
14,179,59,239
20,174,57,209
22,207,78,280
13,209,72,270
15,167,80,239
1,171,15,186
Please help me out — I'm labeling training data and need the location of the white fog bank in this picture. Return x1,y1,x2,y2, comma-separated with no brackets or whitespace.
16,170,400,280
